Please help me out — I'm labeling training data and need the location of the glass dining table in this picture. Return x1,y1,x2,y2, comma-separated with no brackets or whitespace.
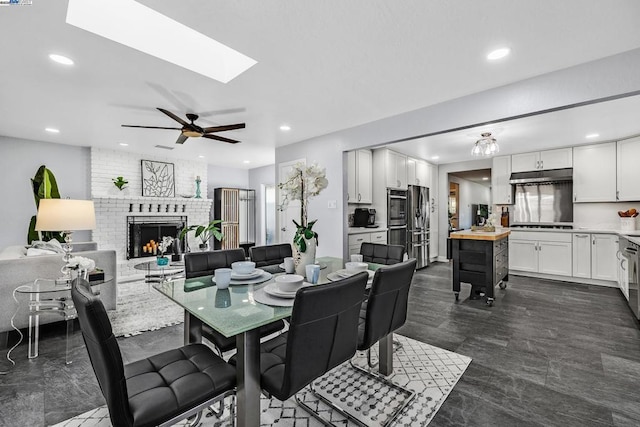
153,256,382,427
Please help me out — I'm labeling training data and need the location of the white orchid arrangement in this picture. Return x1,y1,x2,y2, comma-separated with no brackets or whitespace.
66,256,95,272
486,213,499,227
158,236,174,256
278,162,328,252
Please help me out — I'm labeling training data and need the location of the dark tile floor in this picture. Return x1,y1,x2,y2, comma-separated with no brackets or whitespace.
1,262,639,427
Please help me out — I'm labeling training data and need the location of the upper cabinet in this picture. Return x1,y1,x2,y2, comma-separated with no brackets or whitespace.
492,155,512,205
617,136,640,201
346,149,372,204
573,142,617,202
383,149,407,189
407,157,430,188
511,148,573,172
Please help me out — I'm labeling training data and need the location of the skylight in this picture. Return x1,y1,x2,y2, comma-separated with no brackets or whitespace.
66,0,257,84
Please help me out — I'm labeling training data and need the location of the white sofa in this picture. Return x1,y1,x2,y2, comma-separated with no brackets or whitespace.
0,242,117,345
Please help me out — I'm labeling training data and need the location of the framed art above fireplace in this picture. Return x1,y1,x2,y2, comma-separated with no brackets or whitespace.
141,159,175,197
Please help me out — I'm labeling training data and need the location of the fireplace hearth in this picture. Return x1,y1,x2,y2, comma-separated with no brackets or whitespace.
127,216,187,259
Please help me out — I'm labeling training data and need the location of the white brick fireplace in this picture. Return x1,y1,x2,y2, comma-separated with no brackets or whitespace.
91,148,212,277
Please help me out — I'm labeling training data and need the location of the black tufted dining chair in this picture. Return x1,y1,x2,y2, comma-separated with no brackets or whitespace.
359,242,405,265
229,271,368,423
248,244,292,274
71,279,236,427
184,248,286,355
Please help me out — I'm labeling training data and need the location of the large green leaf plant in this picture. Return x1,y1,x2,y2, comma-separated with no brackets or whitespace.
28,165,63,244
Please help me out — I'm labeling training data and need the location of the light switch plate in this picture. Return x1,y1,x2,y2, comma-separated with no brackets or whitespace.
327,200,337,209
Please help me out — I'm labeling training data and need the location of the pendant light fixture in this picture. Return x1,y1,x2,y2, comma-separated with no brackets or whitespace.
471,132,499,157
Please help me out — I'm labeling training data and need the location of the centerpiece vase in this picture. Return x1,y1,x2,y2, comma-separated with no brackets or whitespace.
294,237,316,276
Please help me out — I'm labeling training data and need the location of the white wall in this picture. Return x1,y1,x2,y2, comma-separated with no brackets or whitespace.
207,164,249,193
0,136,91,247
248,164,276,246
448,176,491,230
275,48,640,259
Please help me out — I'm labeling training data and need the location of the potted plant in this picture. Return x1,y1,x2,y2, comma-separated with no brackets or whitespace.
112,176,128,191
179,220,224,251
156,236,174,265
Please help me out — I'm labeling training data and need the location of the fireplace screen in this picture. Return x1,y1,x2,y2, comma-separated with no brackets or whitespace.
127,216,187,259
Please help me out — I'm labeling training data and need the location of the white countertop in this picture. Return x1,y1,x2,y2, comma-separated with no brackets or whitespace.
348,226,388,235
508,227,640,237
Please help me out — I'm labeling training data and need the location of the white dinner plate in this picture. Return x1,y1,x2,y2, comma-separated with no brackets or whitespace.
230,269,262,280
253,288,295,307
212,271,273,286
278,262,328,270
263,282,313,299
327,269,374,283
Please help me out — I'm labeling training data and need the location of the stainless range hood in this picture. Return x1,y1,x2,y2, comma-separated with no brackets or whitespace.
509,168,573,184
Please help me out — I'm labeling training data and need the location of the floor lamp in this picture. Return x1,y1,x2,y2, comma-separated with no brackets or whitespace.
35,199,96,281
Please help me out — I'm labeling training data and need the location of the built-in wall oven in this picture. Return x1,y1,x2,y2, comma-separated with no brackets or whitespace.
387,189,407,249
620,236,640,321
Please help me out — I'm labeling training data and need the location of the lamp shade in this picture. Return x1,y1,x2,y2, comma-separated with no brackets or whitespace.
35,199,96,231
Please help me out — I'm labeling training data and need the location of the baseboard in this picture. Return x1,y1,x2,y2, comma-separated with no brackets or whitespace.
508,270,618,288
436,256,450,263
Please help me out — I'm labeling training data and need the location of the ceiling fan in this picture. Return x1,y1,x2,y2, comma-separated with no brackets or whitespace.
122,108,245,144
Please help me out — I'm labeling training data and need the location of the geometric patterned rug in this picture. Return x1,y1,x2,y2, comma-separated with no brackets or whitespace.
52,334,470,427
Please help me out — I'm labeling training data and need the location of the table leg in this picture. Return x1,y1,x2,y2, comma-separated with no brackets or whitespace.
378,332,394,376
28,293,40,359
184,311,203,345
236,329,261,427
65,318,73,365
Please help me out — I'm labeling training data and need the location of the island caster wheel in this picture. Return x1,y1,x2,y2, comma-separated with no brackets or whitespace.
454,292,459,301
499,282,507,290
486,298,494,307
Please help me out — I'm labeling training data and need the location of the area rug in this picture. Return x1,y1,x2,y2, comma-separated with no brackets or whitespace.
53,334,471,426
107,279,184,337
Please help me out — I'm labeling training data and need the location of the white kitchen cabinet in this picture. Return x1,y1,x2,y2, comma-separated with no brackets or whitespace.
347,149,372,203
573,142,617,202
407,158,431,188
491,155,512,205
509,240,538,272
428,162,438,259
618,249,629,301
509,231,572,276
386,150,407,189
572,233,592,278
591,234,618,281
616,136,640,201
511,148,572,172
348,231,387,255
538,241,572,276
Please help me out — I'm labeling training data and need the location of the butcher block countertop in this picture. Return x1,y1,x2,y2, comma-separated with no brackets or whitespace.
450,229,511,241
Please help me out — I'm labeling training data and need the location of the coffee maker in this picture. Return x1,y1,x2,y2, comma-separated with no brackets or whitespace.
353,208,377,228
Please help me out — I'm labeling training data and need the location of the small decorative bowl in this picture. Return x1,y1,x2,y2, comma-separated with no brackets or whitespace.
231,261,256,274
275,274,304,292
345,261,368,272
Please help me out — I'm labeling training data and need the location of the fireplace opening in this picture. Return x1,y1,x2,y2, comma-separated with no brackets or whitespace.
127,216,187,259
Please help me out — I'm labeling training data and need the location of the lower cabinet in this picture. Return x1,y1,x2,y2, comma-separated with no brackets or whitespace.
509,232,572,277
348,231,387,255
591,234,618,281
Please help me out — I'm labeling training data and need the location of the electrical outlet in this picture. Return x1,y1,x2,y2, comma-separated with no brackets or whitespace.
327,200,337,209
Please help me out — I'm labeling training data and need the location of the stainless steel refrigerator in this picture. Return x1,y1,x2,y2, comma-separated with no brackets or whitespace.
407,185,430,269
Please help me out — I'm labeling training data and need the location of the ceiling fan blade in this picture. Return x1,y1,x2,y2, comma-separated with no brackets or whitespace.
201,123,246,133
176,134,188,144
157,108,189,126
202,134,240,144
122,125,182,130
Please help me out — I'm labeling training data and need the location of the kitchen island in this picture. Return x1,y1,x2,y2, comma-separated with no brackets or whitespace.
450,229,510,306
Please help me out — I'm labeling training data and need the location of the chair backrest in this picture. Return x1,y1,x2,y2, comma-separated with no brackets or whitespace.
359,258,417,350
275,272,368,401
71,279,133,427
360,242,405,265
184,249,246,278
249,244,293,267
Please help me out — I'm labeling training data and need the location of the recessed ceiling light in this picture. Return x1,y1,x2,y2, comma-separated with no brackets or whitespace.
119,142,129,146
45,128,60,133
431,156,439,160
279,125,291,131
482,177,489,181
585,133,600,139
198,155,205,158
243,160,251,164
49,54,74,65
66,0,256,83
487,47,510,61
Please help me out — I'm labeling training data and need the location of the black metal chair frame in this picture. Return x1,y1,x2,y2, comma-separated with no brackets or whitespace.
305,259,418,427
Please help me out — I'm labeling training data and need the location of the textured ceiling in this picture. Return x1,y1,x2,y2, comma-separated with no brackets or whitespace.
1,0,640,168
